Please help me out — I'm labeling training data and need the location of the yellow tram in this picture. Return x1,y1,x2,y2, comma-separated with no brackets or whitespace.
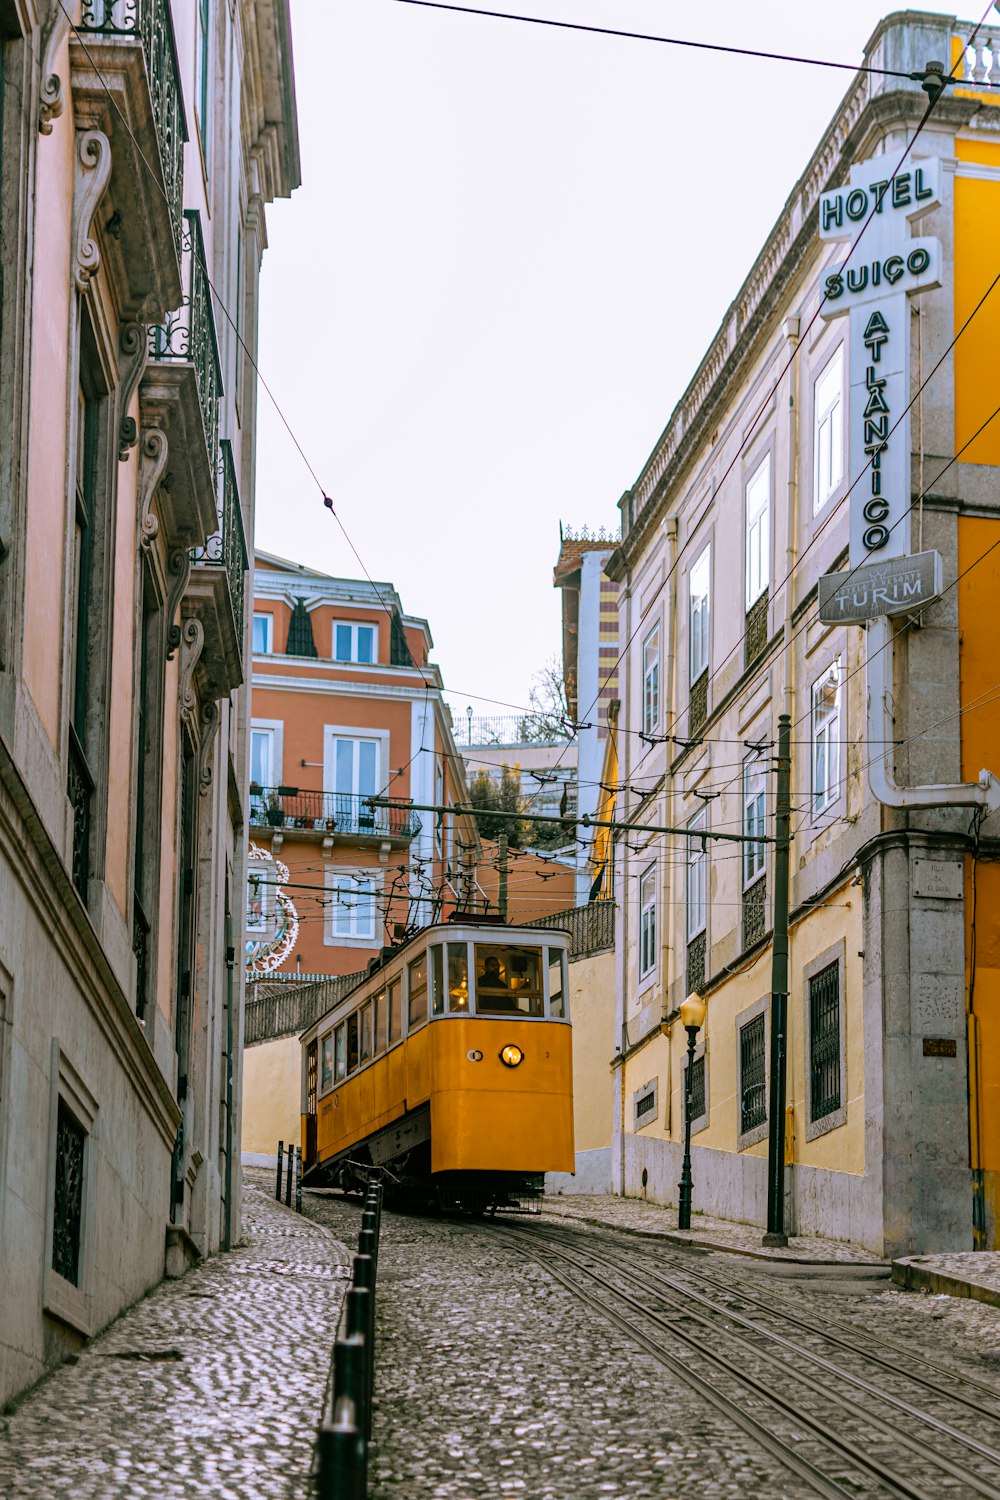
301,920,574,1210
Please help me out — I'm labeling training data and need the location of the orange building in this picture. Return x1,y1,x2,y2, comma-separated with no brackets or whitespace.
247,552,479,974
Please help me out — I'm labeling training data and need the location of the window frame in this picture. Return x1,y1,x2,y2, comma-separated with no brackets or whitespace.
811,658,843,819
194,0,211,169
742,754,767,889
642,624,661,736
333,620,378,665
326,867,380,947
638,861,658,982
813,344,844,515
736,997,769,1151
686,809,707,941
803,942,848,1141
43,1042,99,1336
252,613,274,655
689,545,711,684
744,453,771,610
682,1040,709,1136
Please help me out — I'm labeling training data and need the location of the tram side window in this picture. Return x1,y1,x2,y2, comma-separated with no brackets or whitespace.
408,954,428,1029
548,948,568,1019
388,978,402,1044
431,947,444,1015
347,1013,359,1073
475,945,544,1016
448,944,469,1012
360,1003,373,1062
334,1023,347,1082
374,990,387,1054
321,1032,334,1092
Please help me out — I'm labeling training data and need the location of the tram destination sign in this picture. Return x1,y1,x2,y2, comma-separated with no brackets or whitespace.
818,549,942,624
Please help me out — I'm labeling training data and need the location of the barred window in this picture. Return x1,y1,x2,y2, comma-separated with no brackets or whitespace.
52,1101,86,1287
739,1013,767,1134
809,961,841,1121
688,1055,706,1124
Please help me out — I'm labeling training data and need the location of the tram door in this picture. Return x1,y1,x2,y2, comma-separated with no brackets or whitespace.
306,1041,318,1164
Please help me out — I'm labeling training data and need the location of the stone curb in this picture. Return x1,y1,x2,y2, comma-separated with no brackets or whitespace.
542,1210,890,1268
891,1257,1000,1307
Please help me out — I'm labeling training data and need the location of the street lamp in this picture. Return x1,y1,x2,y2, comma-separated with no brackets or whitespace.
677,990,708,1231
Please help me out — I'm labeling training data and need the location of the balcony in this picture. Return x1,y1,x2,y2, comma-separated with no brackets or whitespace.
745,590,769,669
184,440,248,699
71,0,186,318
248,788,422,847
141,210,223,549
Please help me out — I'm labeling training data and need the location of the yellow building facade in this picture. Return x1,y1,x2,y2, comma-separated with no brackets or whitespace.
606,10,1000,1257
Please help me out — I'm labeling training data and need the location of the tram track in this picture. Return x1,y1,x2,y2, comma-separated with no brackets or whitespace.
487,1217,1000,1500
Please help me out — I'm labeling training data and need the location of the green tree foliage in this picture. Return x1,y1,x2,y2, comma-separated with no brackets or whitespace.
467,765,529,848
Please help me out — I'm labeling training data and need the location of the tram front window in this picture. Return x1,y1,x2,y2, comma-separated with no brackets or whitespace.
475,945,544,1016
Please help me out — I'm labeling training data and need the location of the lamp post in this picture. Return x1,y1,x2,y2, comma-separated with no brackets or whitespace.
677,991,707,1231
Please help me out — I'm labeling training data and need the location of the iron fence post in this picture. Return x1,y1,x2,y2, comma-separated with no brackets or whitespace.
285,1141,294,1208
295,1145,302,1214
316,1395,365,1500
275,1140,284,1202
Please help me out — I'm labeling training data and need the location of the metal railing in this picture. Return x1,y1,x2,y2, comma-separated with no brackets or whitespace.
67,726,93,899
745,590,769,668
524,901,615,958
315,1182,383,1499
77,0,186,266
148,210,222,475
245,971,367,1046
189,439,248,663
248,786,422,841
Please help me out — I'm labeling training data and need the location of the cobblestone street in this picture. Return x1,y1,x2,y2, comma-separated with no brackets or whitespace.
0,1178,349,1499
3,1180,1000,1498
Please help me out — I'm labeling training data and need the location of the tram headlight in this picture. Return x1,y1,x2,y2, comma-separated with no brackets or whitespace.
500,1044,524,1068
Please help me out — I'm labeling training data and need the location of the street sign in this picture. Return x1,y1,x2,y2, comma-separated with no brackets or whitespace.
818,549,942,624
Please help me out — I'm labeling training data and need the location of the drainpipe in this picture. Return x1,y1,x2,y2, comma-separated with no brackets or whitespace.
660,518,678,1023
867,616,1000,811
224,913,235,1252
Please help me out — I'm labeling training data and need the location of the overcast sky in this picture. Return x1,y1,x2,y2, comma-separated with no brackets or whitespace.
254,0,946,723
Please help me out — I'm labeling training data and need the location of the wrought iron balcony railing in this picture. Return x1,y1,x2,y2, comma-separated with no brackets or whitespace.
77,0,186,267
149,210,222,476
67,726,93,900
248,787,423,842
189,439,248,665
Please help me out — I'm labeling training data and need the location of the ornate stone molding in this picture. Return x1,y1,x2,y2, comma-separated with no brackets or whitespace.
165,545,191,658
39,2,72,135
72,130,113,294
138,428,168,553
196,702,220,796
118,322,149,461
178,617,205,735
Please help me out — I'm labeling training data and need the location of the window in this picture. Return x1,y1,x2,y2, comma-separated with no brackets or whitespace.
689,546,711,683
447,944,470,1012
688,1054,706,1128
194,0,210,164
360,1004,373,1062
811,661,842,816
45,1045,98,1334
642,625,660,735
431,946,445,1015
250,726,275,794
374,990,387,1054
346,1014,359,1073
745,454,770,609
814,346,844,513
408,954,428,1029
68,349,104,900
739,1012,767,1135
320,1033,334,1093
334,622,377,664
639,864,657,980
686,812,707,940
809,961,842,1122
634,1079,657,1128
252,614,273,654
474,945,544,1016
334,1024,347,1081
52,1099,86,1286
743,755,767,886
330,736,379,812
329,871,377,943
132,565,165,1022
388,978,402,1043
548,948,567,1019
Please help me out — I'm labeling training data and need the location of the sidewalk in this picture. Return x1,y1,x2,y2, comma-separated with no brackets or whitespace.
0,1176,350,1499
540,1193,887,1264
892,1251,1000,1308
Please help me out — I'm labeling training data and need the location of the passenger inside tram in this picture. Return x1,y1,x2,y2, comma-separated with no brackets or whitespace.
475,945,544,1016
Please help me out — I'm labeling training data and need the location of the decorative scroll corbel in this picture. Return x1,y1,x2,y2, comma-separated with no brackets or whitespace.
196,701,220,797
178,617,205,735
119,322,149,461
165,545,191,658
138,428,168,553
39,2,72,135
72,130,113,294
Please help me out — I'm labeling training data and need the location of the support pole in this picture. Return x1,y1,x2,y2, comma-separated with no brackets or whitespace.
497,832,508,922
764,712,792,1247
275,1140,284,1202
